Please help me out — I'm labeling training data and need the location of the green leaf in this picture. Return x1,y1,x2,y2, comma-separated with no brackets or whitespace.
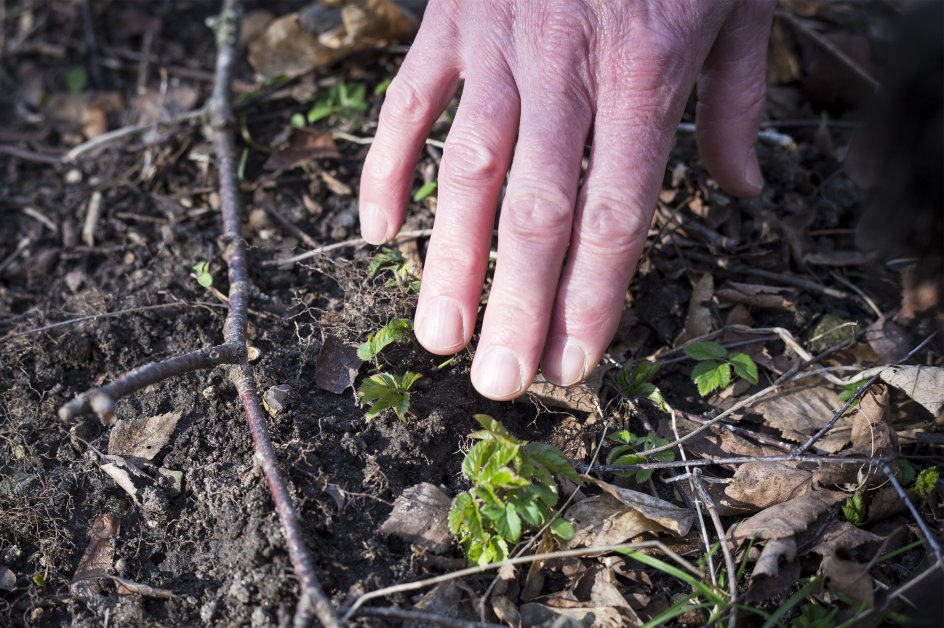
374,78,392,95
692,360,730,396
449,492,472,534
608,430,636,446
842,491,866,526
914,467,939,500
307,103,334,123
611,453,646,468
67,66,88,93
898,458,917,485
549,516,575,540
356,318,412,361
32,572,46,587
837,379,868,407
290,112,306,128
413,181,438,202
462,440,496,481
684,340,727,361
496,503,522,542
728,352,758,384
617,360,661,397
357,371,419,421
193,261,212,288
523,442,582,483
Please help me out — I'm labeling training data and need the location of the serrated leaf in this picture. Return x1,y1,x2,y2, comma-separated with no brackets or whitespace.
608,430,636,446
684,340,727,361
496,503,522,542
473,414,511,437
729,352,759,384
523,442,582,483
549,516,575,540
356,318,412,361
611,453,647,467
449,492,472,534
692,360,730,396
842,492,866,526
462,440,495,481
915,467,939,500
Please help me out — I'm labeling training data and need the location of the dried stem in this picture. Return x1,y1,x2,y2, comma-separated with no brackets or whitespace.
56,1,340,625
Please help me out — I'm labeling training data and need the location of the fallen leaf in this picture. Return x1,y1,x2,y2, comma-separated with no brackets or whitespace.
315,335,362,394
71,513,119,599
0,566,15,592
723,462,812,511
564,478,693,548
108,411,181,466
525,368,603,414
744,382,854,453
811,521,883,557
379,483,452,554
748,537,801,602
823,547,874,609
519,602,624,627
413,581,462,621
264,128,340,170
864,319,912,364
879,366,944,417
676,273,714,344
112,575,175,599
716,281,798,311
728,490,844,542
320,170,353,196
753,537,797,578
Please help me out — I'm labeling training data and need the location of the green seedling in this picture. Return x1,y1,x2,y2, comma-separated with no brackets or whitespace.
617,360,669,412
449,415,581,566
413,181,438,202
192,261,213,288
357,371,421,421
67,66,88,93
368,247,420,293
684,340,758,397
606,430,675,483
842,491,866,526
837,379,868,408
914,466,939,500
374,78,392,95
357,318,412,362
302,81,369,125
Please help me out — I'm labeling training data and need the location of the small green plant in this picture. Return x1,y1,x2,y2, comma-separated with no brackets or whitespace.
66,66,88,93
684,340,758,397
842,491,866,526
299,81,369,125
192,261,213,288
914,466,939,500
357,318,412,362
368,247,420,292
413,181,437,202
32,571,46,588
837,379,868,408
617,360,669,412
357,371,421,421
374,78,392,95
606,430,675,483
449,415,581,566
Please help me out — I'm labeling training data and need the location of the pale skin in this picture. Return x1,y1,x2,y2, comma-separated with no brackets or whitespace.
359,0,776,400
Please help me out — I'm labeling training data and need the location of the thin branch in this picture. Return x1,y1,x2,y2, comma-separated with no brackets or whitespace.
879,461,943,566
351,606,505,628
342,540,703,621
581,453,889,474
262,229,434,267
692,470,738,628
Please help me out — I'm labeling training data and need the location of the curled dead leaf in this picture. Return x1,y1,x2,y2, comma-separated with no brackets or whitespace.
823,547,874,610
728,490,844,542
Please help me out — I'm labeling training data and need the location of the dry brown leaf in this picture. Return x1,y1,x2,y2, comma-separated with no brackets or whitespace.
71,513,119,599
413,581,462,621
100,463,141,504
753,537,797,578
811,521,884,557
723,462,812,511
248,2,418,77
564,478,693,548
264,128,341,171
748,537,801,602
880,365,944,418
519,602,624,627
108,411,181,466
823,548,874,609
378,483,452,554
716,281,798,311
112,576,175,599
315,335,361,394
676,273,714,344
728,490,844,542
744,382,854,453
525,368,603,414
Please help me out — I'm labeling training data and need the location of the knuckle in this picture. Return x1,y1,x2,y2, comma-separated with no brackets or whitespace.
441,136,503,185
381,75,436,127
578,193,651,258
501,185,574,243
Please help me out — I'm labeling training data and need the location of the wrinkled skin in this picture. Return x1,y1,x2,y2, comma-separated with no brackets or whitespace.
359,0,776,400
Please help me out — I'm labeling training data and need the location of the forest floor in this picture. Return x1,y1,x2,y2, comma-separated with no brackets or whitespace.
1,1,941,626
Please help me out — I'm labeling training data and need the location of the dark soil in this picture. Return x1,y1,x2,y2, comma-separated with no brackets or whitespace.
2,1,941,627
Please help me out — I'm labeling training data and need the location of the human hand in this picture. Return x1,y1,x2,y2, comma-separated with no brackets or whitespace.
358,0,775,400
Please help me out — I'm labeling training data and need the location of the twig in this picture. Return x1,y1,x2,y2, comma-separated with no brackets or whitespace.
63,108,205,162
692,470,738,628
677,122,797,151
879,461,943,566
342,540,702,621
581,453,889,474
262,229,434,266
351,606,505,628
777,10,880,91
56,1,340,626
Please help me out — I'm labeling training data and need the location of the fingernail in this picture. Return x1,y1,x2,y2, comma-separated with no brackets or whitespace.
472,346,525,400
545,338,588,386
744,146,764,193
360,202,390,244
416,297,465,352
